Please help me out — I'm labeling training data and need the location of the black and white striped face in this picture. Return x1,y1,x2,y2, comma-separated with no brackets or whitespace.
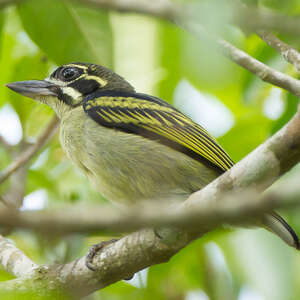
46,63,108,106
6,62,135,109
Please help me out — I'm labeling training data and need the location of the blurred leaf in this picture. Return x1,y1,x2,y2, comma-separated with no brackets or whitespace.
156,22,181,103
259,0,298,12
18,0,113,66
181,32,243,93
219,113,270,161
6,54,51,124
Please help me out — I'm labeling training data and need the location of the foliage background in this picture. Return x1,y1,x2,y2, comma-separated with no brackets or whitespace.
0,0,300,299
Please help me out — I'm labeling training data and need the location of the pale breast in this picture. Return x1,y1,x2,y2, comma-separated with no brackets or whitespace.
60,107,220,205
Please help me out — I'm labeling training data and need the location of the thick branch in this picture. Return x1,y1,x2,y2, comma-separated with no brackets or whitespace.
0,116,59,184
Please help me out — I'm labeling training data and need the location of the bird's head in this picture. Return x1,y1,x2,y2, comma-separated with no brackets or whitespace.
6,62,135,117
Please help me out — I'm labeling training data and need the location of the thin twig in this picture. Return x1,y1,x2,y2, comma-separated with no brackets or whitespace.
257,30,300,73
180,20,300,98
0,116,59,185
218,38,300,97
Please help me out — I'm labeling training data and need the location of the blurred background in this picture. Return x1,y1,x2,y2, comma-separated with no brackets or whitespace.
0,0,300,299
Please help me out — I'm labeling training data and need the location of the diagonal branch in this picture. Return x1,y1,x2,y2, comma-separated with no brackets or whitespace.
257,30,300,73
0,116,59,185
0,135,12,151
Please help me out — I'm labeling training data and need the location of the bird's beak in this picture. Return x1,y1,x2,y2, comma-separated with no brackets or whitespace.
6,80,59,98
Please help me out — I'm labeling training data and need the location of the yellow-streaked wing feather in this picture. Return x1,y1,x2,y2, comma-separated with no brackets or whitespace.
83,92,234,172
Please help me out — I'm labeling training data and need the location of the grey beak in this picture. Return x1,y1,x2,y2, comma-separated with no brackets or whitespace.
6,80,59,98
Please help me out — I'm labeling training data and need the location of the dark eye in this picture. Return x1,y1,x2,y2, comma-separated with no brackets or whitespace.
61,67,78,81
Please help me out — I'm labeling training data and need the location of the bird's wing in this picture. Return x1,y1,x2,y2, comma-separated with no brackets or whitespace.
83,91,234,172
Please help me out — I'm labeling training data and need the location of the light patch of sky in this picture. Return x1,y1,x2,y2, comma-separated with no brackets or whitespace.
174,80,234,137
30,148,49,170
230,229,293,300
21,189,48,211
205,242,232,284
263,88,285,120
126,267,148,288
0,104,22,145
186,290,209,300
17,31,38,55
238,286,265,300
111,14,162,95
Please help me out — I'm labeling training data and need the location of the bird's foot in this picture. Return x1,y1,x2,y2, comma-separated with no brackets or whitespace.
154,228,163,239
85,238,119,271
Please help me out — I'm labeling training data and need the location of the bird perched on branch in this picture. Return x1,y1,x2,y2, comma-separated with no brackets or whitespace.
6,62,299,268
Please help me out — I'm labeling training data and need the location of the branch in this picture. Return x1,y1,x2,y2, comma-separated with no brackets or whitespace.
79,0,300,36
257,30,300,73
0,116,59,185
231,2,300,36
79,0,300,98
185,24,300,98
0,190,265,234
0,235,37,277
0,135,12,151
3,0,300,36
1,176,300,234
82,0,178,21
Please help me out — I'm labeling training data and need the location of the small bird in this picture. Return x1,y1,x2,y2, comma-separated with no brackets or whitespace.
6,62,299,265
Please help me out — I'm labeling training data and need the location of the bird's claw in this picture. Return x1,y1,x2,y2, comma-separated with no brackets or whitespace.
85,238,119,271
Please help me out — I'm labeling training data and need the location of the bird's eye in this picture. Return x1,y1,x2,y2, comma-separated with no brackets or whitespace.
61,68,78,81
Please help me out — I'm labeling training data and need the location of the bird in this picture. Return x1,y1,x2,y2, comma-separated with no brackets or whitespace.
6,62,299,268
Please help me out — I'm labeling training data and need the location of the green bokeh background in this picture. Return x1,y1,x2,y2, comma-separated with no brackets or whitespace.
0,0,300,299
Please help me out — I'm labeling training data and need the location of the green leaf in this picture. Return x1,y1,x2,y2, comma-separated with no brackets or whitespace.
219,113,270,161
7,54,52,124
17,0,113,67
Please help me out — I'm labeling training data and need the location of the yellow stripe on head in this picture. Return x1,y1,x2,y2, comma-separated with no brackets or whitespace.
66,64,89,70
85,75,107,87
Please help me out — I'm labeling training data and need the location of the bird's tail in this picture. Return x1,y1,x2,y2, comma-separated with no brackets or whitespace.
262,212,300,250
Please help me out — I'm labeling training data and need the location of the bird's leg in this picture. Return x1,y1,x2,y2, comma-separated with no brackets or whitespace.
85,238,119,271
